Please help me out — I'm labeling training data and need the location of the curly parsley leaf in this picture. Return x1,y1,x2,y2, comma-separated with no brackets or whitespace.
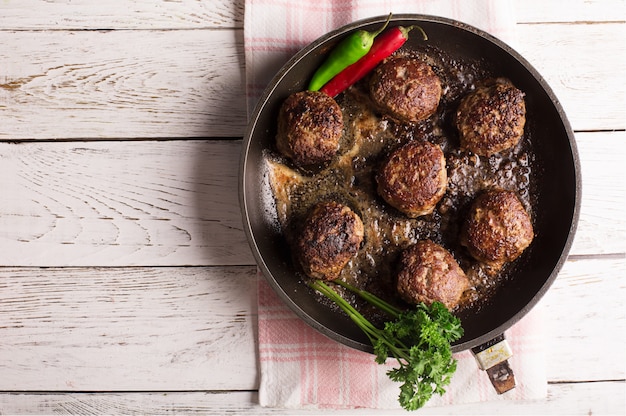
309,279,463,411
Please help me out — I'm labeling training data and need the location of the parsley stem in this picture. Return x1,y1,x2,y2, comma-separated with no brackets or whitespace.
333,279,402,318
309,280,379,334
310,280,410,362
308,278,462,410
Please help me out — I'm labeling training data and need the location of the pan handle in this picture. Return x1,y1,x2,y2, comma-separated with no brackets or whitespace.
471,334,516,394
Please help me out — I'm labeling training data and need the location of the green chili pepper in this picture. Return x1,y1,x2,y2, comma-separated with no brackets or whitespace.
308,13,392,91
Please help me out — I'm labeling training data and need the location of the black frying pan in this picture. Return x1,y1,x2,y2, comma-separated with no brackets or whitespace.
240,15,581,356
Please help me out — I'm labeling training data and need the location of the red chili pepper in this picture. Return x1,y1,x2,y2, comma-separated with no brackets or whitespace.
320,25,427,98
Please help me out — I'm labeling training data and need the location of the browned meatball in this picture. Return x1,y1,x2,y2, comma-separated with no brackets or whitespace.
461,189,534,270
276,90,343,168
377,140,447,218
396,240,470,309
296,201,364,281
455,78,526,156
369,56,442,123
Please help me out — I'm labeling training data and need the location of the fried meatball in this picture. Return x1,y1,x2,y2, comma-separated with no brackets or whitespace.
369,56,442,123
377,140,447,218
455,78,526,156
276,90,343,168
396,240,470,309
461,189,534,270
296,201,364,281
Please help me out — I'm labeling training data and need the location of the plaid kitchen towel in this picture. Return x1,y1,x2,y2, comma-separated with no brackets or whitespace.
244,0,518,116
245,0,547,409
257,277,546,409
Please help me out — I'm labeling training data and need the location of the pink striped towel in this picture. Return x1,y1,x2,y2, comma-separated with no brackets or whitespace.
245,0,547,409
244,0,518,116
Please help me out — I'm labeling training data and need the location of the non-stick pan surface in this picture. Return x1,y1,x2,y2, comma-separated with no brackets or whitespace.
240,14,581,353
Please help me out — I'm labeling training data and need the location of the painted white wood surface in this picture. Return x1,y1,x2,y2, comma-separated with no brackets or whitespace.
0,30,246,139
0,0,244,30
0,0,624,414
0,258,622,392
0,266,260,391
1,22,624,139
0,132,623,267
0,140,254,266
0,0,620,29
514,0,626,23
0,381,624,416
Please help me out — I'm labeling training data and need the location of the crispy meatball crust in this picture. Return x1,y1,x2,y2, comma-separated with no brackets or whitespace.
296,201,364,281
377,140,447,218
455,78,526,156
461,189,534,269
396,240,470,309
276,90,343,168
369,56,442,123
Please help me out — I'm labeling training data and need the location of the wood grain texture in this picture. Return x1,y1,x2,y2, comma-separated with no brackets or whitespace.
0,0,244,30
0,381,624,415
573,131,626,255
1,23,624,140
515,23,626,132
0,133,623,267
0,0,620,30
539,256,626,381
0,258,623,391
514,0,626,23
0,29,246,139
0,266,259,391
0,2,624,414
0,140,255,266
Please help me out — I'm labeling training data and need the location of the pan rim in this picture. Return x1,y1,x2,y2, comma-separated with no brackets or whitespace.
240,13,582,353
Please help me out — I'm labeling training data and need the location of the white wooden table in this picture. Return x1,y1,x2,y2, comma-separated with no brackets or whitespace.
1,1,624,414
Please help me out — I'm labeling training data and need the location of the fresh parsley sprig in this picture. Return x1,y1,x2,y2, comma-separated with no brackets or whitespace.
309,279,463,411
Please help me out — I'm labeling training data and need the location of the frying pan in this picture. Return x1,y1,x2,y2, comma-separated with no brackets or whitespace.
240,14,581,380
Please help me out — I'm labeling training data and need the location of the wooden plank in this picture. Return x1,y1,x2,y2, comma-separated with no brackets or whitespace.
0,133,622,267
515,23,625,132
540,256,626,381
0,381,623,415
1,23,624,140
0,0,244,30
0,29,246,140
0,266,259,391
0,0,620,31
573,131,626,255
0,140,255,266
0,140,256,266
0,258,622,391
514,0,626,23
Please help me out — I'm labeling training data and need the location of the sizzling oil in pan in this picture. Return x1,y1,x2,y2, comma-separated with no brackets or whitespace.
264,44,538,320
